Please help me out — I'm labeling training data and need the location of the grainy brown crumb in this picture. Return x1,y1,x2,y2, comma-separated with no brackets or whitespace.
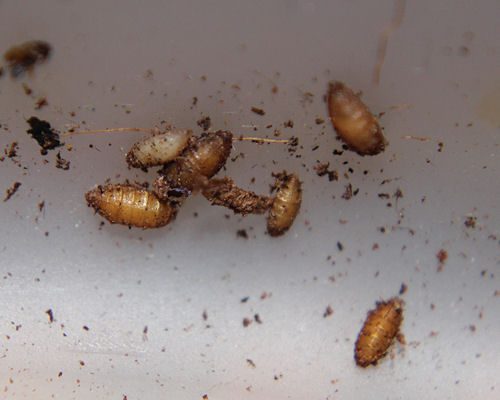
254,314,262,324
323,305,334,318
251,106,265,116
4,40,52,77
45,308,54,323
34,97,48,109
197,116,211,131
284,120,294,128
342,183,353,200
26,117,63,155
315,117,325,125
6,142,18,158
464,216,476,229
55,152,70,170
246,359,256,368
437,249,448,272
314,162,338,181
399,283,408,295
236,229,248,239
242,317,252,327
22,83,32,95
4,181,21,202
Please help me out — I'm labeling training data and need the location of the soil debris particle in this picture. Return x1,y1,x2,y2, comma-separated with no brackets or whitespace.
314,162,338,181
26,117,63,155
34,97,48,110
464,216,477,229
45,308,54,323
341,183,353,200
251,106,266,116
323,305,334,318
236,229,249,239
55,152,70,170
197,116,211,131
4,40,52,77
436,249,448,272
4,182,21,202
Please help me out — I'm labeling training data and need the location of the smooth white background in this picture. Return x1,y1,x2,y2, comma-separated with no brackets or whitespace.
0,1,499,399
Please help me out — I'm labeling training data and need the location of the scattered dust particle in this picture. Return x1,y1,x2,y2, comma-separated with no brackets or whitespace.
429,331,439,337
254,314,262,324
82,325,89,331
469,324,476,332
200,75,207,81
300,91,314,105
341,184,353,200
399,283,408,295
0,66,3,77
197,116,211,131
143,325,148,341
372,243,379,250
202,310,208,321
192,97,198,106
260,291,270,300
251,106,265,116
58,372,63,377
55,152,70,170
315,117,325,124
79,360,85,366
437,249,448,272
202,395,208,400
6,142,18,158
337,242,344,251
4,181,21,202
143,69,154,79
45,309,54,323
314,162,338,181
464,216,477,228
26,117,63,154
284,120,294,128
243,317,252,327
323,305,334,318
493,290,499,297
34,97,48,110
236,229,248,239
271,85,279,94
240,296,249,303
22,83,32,95
38,201,45,212
4,40,52,77
437,142,444,152
246,359,256,368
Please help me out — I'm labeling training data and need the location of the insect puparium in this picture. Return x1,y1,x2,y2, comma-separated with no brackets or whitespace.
67,126,301,236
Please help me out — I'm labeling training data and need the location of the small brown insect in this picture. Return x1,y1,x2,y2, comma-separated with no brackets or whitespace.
266,172,302,237
202,177,273,215
85,184,177,228
126,129,192,169
354,297,404,367
327,81,387,155
4,40,51,77
153,131,233,201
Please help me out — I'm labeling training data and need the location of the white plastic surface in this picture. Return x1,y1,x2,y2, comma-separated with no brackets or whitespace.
0,1,499,399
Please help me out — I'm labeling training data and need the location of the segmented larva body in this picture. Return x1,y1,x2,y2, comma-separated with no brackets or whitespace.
85,184,177,228
327,81,387,156
126,129,192,169
354,297,404,367
153,131,233,201
266,172,302,237
202,177,273,215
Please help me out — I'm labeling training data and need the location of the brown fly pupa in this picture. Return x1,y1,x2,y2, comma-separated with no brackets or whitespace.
126,129,192,169
153,130,233,201
354,297,404,367
327,81,387,155
266,172,302,237
202,177,273,215
85,184,177,228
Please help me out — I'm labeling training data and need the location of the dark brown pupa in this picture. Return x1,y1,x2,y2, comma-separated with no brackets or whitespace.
354,297,404,367
327,81,387,155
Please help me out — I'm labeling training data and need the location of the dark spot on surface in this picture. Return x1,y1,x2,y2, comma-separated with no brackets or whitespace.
26,117,62,155
323,305,334,318
197,116,211,131
236,229,248,239
399,283,408,295
251,106,265,116
4,181,21,202
4,40,51,77
55,152,70,170
45,308,54,323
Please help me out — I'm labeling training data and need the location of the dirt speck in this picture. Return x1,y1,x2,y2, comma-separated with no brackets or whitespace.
4,181,21,202
3,40,52,77
26,117,63,155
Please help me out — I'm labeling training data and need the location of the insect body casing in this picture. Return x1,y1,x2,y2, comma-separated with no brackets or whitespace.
354,297,404,367
85,184,176,228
